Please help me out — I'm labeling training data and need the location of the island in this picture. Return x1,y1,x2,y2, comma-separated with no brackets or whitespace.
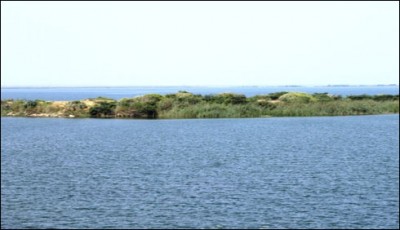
1,91,399,119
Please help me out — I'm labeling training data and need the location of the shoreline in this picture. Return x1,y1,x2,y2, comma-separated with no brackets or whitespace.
2,91,399,119
2,114,399,121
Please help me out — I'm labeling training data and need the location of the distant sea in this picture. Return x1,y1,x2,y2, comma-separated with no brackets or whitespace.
1,85,399,101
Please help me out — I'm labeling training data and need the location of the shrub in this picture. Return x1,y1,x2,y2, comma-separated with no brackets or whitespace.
312,93,334,102
116,96,159,118
158,98,174,111
372,94,399,101
24,100,38,109
65,101,88,117
89,101,116,117
257,100,278,109
347,94,372,100
279,92,316,103
175,92,202,105
213,93,247,105
268,91,288,100
66,101,87,111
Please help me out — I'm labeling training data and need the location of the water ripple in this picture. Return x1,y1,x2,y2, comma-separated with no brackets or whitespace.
1,115,399,228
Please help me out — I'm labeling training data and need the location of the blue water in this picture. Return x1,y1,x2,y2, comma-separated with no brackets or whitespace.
1,85,399,101
1,115,399,228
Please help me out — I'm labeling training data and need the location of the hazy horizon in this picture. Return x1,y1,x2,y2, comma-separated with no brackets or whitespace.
1,2,399,87
1,84,399,89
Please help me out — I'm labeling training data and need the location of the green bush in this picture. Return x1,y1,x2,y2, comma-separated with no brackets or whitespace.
279,92,316,103
89,101,116,117
372,94,399,101
267,91,288,100
312,93,334,102
24,100,38,109
158,98,174,111
347,94,372,100
211,93,247,105
65,101,88,117
116,95,160,118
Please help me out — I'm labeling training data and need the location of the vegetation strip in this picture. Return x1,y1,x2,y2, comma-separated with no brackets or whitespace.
1,91,399,119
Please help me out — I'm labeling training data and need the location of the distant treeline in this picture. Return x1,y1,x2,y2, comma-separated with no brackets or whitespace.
1,91,399,119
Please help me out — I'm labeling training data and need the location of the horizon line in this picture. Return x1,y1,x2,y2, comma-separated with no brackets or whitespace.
1,84,399,88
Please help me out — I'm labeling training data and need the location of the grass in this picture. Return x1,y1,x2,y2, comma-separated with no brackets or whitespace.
1,92,399,119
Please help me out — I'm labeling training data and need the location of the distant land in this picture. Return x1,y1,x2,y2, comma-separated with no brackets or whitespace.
1,84,399,89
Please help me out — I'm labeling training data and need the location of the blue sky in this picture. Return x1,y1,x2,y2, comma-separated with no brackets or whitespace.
1,1,399,87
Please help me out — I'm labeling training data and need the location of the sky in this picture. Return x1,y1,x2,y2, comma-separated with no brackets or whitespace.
1,1,399,87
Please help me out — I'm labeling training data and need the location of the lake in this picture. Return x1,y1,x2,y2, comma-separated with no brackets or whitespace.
1,115,399,228
1,85,399,101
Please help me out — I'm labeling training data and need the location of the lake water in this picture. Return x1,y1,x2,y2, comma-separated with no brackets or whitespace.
1,115,399,228
1,85,399,101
